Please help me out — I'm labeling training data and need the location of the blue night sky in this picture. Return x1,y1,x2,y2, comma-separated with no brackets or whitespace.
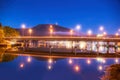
0,0,120,34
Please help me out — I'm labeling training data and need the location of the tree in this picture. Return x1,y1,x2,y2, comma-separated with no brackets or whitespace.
0,23,4,43
3,26,19,37
101,64,120,80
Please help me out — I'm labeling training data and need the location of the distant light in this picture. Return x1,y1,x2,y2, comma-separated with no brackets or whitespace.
28,28,32,34
27,57,31,63
79,41,86,49
115,58,119,63
96,57,103,62
115,33,119,36
76,25,81,30
98,65,103,71
21,24,26,29
87,59,91,64
97,34,103,37
87,29,92,35
103,32,107,35
74,65,80,72
50,25,53,28
20,63,24,68
50,29,53,33
99,26,104,31
70,29,73,35
48,58,53,64
102,59,106,64
68,59,73,64
48,65,52,70
10,41,16,45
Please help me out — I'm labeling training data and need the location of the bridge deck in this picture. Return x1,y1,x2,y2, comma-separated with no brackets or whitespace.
4,36,120,42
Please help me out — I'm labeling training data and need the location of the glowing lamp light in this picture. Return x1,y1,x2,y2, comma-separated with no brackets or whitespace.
10,41,16,45
115,33,119,36
50,25,53,28
20,63,24,68
87,29,92,36
74,65,80,72
48,58,53,64
103,32,107,36
115,58,119,63
70,29,73,34
28,28,32,33
21,24,26,29
76,25,81,30
102,59,106,64
98,65,103,71
27,57,31,63
50,29,53,33
48,65,52,70
99,26,104,31
68,59,73,64
87,59,91,64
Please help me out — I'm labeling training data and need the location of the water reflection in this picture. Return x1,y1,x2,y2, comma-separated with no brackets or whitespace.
0,52,119,80
0,48,18,62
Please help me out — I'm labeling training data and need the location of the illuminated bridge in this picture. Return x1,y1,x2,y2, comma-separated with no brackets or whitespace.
4,36,120,55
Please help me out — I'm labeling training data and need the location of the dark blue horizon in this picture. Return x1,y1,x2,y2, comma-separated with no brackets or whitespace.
0,0,120,34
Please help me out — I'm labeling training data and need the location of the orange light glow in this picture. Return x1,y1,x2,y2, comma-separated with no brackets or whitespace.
68,59,73,64
20,63,24,68
48,58,53,64
74,65,80,72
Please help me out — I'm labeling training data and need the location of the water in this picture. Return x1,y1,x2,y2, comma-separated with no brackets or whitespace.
0,52,119,80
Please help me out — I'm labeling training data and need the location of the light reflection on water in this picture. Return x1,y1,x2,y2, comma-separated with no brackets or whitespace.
0,54,119,80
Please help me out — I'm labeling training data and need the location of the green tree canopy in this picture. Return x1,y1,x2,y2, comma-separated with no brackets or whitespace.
3,26,19,37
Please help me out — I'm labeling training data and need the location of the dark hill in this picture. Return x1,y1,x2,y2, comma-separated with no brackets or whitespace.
17,24,71,36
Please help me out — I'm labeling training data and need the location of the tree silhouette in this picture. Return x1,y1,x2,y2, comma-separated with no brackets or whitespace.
101,64,120,80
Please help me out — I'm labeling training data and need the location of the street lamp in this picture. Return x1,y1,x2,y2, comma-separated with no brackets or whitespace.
87,29,92,36
49,25,53,36
99,26,104,31
103,31,107,36
115,32,119,37
21,24,26,36
76,25,81,36
70,29,73,37
28,28,32,36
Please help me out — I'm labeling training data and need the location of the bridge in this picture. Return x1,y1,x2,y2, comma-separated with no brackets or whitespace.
4,36,120,42
4,36,120,55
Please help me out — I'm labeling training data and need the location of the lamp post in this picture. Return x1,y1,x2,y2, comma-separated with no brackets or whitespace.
115,32,119,37
21,24,26,36
70,29,73,37
49,25,53,37
99,26,104,32
28,28,32,37
76,25,81,36
87,29,92,36
103,31,107,37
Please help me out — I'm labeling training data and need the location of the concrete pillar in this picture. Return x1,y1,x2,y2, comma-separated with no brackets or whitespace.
115,42,118,53
96,41,99,54
107,42,109,54
90,41,93,52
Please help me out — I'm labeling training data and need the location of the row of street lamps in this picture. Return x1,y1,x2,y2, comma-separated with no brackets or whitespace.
21,24,120,37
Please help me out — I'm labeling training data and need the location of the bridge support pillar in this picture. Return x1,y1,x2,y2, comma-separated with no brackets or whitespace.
96,41,99,55
90,41,93,52
107,42,109,54
114,42,118,54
